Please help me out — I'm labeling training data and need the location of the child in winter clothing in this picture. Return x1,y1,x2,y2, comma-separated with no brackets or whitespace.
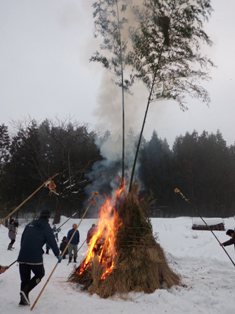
7,218,18,250
60,236,68,259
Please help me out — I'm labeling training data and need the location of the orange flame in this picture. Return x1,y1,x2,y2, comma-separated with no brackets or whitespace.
78,183,125,280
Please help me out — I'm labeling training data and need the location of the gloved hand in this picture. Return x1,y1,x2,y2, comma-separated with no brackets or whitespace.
57,228,61,233
57,255,62,263
0,266,8,274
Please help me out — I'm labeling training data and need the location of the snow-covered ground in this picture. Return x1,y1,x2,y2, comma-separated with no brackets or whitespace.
0,216,235,314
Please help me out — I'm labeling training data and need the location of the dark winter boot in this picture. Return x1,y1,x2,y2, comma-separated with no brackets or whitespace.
69,257,72,263
19,291,30,306
8,239,15,250
74,257,77,263
19,277,42,305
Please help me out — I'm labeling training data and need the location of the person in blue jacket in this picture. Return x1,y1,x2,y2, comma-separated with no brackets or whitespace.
67,223,80,263
17,209,61,306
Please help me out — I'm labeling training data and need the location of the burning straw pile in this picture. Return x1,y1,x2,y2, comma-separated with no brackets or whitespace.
69,185,180,298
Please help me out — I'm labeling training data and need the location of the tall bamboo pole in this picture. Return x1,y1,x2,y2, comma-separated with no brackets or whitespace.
115,0,125,183
128,45,164,193
30,191,98,311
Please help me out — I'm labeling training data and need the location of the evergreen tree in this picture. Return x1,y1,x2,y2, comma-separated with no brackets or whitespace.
172,130,231,216
0,124,11,206
139,131,173,211
1,121,42,206
37,120,102,216
0,119,102,217
0,124,10,167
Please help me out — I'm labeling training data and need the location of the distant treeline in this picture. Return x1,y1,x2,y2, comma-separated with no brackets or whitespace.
139,130,235,217
0,120,234,218
0,120,102,220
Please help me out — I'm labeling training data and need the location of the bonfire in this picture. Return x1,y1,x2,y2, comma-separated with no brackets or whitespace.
69,184,180,298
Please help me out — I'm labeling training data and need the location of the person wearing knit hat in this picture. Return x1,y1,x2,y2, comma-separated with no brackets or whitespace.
39,209,51,220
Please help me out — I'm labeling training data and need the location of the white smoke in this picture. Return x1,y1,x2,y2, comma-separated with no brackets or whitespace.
84,0,150,204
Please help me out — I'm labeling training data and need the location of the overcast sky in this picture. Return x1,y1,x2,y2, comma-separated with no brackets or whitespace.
0,0,234,146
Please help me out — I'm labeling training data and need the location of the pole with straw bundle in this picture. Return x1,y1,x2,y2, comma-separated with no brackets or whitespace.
0,173,59,226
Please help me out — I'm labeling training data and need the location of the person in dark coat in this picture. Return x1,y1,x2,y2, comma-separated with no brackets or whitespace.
17,209,60,306
221,229,235,247
7,218,18,250
86,224,97,245
59,236,68,259
67,223,80,263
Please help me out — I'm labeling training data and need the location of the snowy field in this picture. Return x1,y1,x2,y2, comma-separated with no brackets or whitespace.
0,216,235,314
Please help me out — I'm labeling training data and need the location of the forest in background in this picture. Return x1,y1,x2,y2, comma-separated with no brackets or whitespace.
0,120,234,219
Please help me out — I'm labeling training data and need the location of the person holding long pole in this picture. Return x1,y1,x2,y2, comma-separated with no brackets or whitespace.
17,209,60,306
30,191,98,311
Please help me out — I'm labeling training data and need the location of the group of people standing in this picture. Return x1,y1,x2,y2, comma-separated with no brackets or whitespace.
1,211,235,307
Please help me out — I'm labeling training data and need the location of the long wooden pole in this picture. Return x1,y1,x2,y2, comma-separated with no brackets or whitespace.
7,259,17,268
0,259,20,276
114,0,125,183
174,187,235,268
0,259,17,275
77,238,87,254
30,191,98,311
56,211,78,232
0,173,59,225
